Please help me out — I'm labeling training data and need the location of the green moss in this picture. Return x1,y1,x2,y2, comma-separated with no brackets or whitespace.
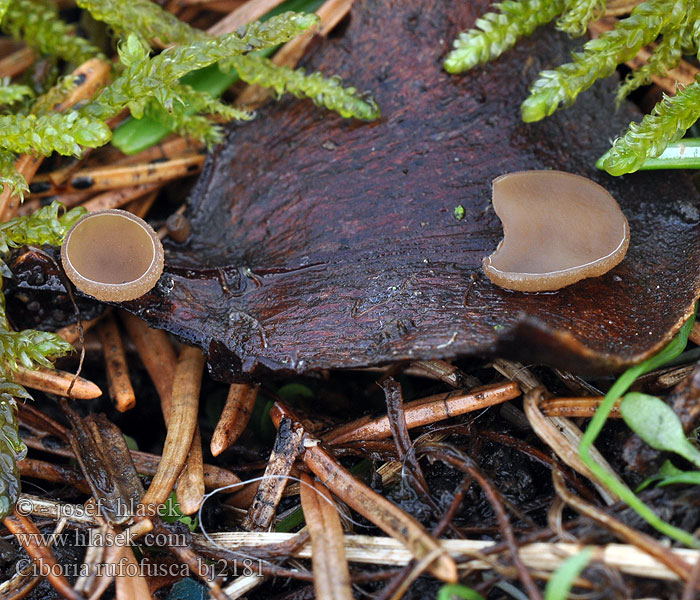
445,0,700,175
0,202,86,519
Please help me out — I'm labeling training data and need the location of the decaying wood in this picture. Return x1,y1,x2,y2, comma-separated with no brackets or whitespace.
63,406,145,525
104,0,700,381
242,415,304,531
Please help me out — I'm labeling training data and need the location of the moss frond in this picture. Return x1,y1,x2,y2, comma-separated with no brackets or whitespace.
602,77,700,175
443,0,566,74
0,151,27,201
0,396,25,518
0,201,84,518
0,83,33,107
2,0,101,64
76,0,378,123
0,0,11,22
521,0,686,122
75,0,197,46
0,111,111,156
82,13,318,121
0,201,86,256
231,54,381,120
139,84,253,147
615,32,683,105
557,0,606,37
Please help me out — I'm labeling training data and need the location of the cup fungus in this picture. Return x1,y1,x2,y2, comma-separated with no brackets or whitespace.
482,170,630,292
61,209,164,302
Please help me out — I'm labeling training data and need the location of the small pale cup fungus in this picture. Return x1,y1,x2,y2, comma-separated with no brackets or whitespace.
482,170,630,292
61,209,164,302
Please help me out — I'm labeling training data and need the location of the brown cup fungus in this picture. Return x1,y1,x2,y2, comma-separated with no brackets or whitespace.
482,170,630,292
61,209,164,302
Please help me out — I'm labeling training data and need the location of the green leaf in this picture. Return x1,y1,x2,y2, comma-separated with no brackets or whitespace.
621,392,700,468
437,584,485,600
159,492,198,532
544,547,593,600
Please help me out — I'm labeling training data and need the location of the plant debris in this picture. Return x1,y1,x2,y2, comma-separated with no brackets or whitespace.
94,0,700,379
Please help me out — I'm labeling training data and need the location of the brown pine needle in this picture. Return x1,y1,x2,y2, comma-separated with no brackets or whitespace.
270,403,458,583
299,473,353,600
303,443,458,583
207,0,286,35
56,314,104,345
211,383,258,456
31,154,205,198
120,312,211,504
83,183,161,213
552,468,698,586
13,365,101,400
524,389,622,505
17,457,91,493
177,427,206,515
203,531,700,582
0,46,36,78
141,345,204,510
115,545,152,600
97,314,136,412
120,311,177,402
4,510,83,600
324,381,520,445
126,189,160,219
539,396,620,418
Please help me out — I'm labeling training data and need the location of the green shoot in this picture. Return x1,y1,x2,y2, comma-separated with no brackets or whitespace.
544,547,593,600
0,201,86,519
578,305,699,548
637,461,700,491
